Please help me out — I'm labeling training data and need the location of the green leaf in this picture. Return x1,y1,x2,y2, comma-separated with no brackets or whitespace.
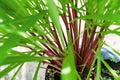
96,40,102,80
0,7,10,21
94,41,120,80
101,59,120,80
105,43,120,57
0,11,46,65
1,56,53,66
61,31,79,80
37,39,64,55
0,34,21,65
11,64,24,80
33,62,41,80
9,50,30,56
86,58,96,80
59,0,70,13
81,13,120,23
0,0,28,17
46,0,65,50
0,63,20,78
103,29,120,36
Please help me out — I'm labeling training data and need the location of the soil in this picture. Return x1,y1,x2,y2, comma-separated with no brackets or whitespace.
45,60,120,80
101,60,120,80
45,66,60,80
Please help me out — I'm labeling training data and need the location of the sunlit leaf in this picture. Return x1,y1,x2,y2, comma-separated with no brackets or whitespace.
1,56,54,66
46,0,65,50
0,11,46,65
0,64,20,78
61,31,79,80
33,62,41,80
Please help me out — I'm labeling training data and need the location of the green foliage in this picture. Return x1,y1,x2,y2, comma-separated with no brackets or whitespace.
0,0,120,80
33,62,41,80
46,0,65,50
61,31,79,80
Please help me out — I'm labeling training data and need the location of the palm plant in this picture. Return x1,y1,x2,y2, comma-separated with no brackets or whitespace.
0,0,120,80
